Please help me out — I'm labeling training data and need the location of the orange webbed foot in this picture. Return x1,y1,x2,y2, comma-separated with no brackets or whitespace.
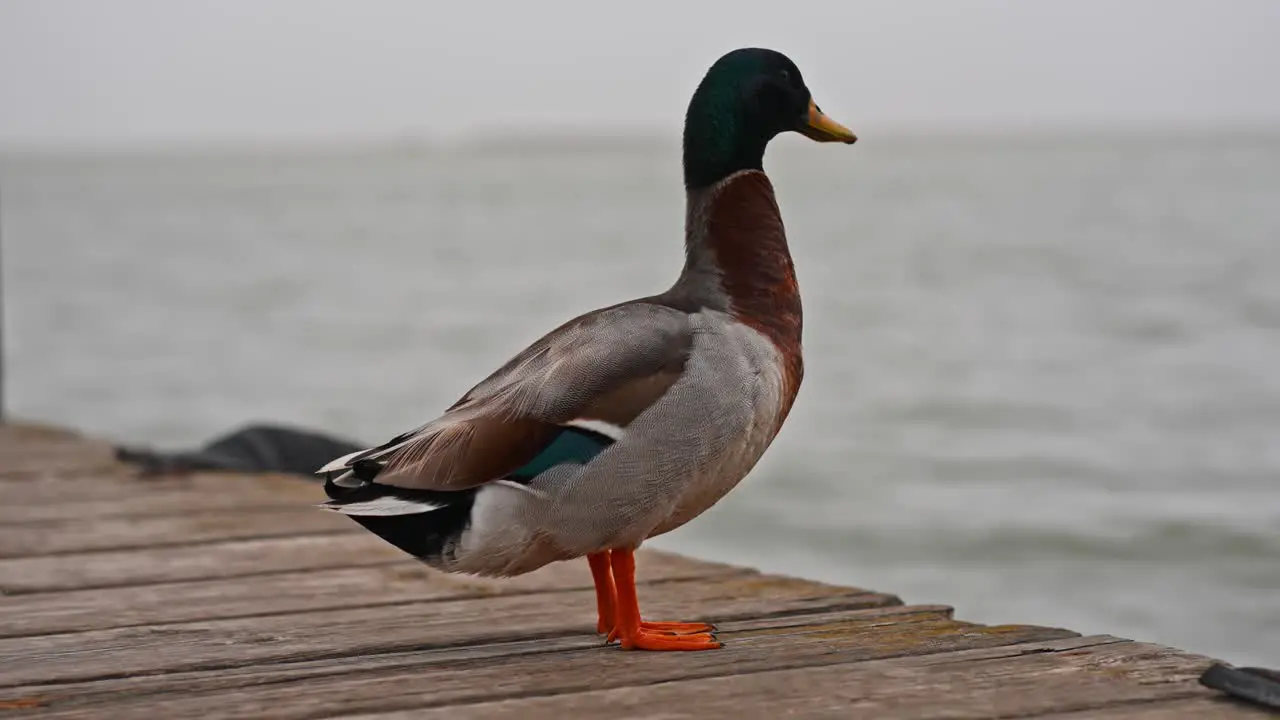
603,549,722,651
617,627,721,651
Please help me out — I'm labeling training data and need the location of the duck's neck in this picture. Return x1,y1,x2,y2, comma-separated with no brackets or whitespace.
666,171,804,401
681,73,769,189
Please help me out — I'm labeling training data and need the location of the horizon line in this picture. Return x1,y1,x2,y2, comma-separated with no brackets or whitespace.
2,120,1279,158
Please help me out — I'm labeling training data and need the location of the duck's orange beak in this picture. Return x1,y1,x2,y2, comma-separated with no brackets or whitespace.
798,98,857,144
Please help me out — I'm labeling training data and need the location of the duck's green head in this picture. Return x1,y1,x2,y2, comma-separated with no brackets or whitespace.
683,48,856,189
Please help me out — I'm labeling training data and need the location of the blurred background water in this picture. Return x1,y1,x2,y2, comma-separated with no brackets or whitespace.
2,131,1278,665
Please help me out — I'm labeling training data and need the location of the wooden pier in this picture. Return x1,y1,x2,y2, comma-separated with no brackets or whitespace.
0,423,1267,718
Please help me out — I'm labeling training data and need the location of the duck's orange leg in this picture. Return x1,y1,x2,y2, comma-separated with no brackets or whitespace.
589,551,715,639
606,548,721,651
587,551,616,634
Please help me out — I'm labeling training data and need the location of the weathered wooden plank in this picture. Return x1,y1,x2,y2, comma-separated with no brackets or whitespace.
0,430,99,449
0,608,1078,719
0,549,752,637
0,575,901,687
330,637,1228,720
0,455,120,479
0,466,133,495
0,473,325,523
0,602,957,712
0,423,83,444
1,470,197,503
0,424,117,477
0,605,956,712
1038,697,1277,718
0,506,357,558
0,533,401,594
0,443,119,478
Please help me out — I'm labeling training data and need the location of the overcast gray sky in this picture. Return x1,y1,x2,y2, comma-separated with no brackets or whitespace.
1,0,1277,149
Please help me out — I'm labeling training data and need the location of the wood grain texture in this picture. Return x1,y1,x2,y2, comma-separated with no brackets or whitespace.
0,533,402,594
0,450,120,478
0,550,752,637
0,506,356,557
341,637,1237,720
0,574,899,686
0,423,83,444
3,607,958,715
0,425,105,476
0,472,326,523
5,609,1076,720
0,423,1253,719
2,470,271,504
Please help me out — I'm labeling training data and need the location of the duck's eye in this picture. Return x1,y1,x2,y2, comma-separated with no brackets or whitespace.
778,69,791,83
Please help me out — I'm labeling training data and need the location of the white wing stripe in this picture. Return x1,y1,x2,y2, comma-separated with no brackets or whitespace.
563,418,625,441
321,496,442,516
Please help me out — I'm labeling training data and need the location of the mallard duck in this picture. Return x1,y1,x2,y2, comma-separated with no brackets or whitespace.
319,47,856,651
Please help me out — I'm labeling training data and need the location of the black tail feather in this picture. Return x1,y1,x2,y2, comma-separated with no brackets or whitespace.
322,473,477,563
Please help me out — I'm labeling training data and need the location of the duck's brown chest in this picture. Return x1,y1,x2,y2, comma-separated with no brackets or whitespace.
701,173,804,422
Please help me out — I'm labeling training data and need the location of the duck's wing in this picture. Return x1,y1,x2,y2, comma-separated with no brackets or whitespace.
320,301,693,492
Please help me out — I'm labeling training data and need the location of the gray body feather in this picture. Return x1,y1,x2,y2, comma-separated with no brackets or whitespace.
449,309,787,576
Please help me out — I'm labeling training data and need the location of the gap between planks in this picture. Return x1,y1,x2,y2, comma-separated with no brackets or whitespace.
332,637,1236,720
0,472,330,524
1,607,1085,720
0,551,761,638
0,574,903,687
4,605,959,713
